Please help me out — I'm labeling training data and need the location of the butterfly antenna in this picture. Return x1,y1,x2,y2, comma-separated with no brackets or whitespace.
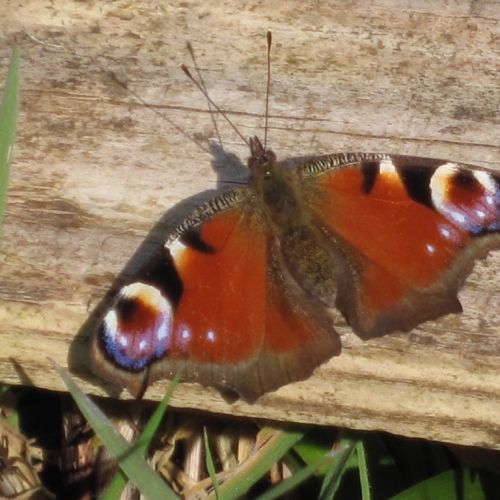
180,64,250,148
186,42,223,146
264,30,272,150
105,71,210,154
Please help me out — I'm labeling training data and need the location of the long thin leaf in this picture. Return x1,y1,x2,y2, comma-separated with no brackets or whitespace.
52,361,178,500
204,426,221,499
256,446,350,500
319,439,357,500
208,427,306,500
388,467,499,500
0,45,19,229
102,373,180,500
357,441,371,500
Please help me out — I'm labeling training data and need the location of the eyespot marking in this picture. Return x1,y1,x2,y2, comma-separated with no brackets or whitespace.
101,283,173,371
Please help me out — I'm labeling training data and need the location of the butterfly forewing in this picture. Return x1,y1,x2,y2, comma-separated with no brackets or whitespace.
91,176,341,401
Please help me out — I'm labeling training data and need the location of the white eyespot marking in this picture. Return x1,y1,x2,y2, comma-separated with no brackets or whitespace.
449,211,466,225
474,170,497,195
430,163,460,204
474,171,499,216
177,325,192,351
438,223,462,244
157,322,169,340
120,283,174,327
104,282,173,370
379,158,397,174
439,226,451,238
430,163,476,231
476,209,486,219
426,244,435,254
120,282,173,315
103,310,118,340
438,224,461,244
168,239,188,260
207,330,216,343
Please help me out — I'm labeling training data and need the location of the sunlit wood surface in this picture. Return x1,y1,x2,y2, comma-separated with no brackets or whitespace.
2,0,500,449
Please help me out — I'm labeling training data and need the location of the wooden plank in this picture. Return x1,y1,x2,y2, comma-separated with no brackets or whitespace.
2,0,500,448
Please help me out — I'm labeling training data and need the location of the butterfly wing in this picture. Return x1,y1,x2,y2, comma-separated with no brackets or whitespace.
90,188,340,402
298,153,500,339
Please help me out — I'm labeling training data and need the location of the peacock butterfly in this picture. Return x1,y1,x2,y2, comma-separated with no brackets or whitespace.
89,33,500,403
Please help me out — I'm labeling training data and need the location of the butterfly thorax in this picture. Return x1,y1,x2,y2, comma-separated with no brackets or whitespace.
247,136,338,301
247,136,308,232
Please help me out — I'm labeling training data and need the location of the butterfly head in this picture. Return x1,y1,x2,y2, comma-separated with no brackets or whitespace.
248,136,277,174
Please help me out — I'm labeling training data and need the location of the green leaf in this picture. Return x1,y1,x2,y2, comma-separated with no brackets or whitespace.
388,467,500,500
356,441,371,500
256,445,351,500
52,361,179,500
214,427,306,500
101,373,180,500
0,45,19,229
293,427,339,473
204,427,221,499
319,439,357,500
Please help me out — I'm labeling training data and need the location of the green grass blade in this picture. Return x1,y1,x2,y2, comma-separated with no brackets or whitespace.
0,45,19,230
52,361,178,500
357,441,371,500
136,372,180,453
319,439,357,500
204,426,221,499
101,373,180,500
214,427,306,500
256,446,350,500
388,467,500,500
293,427,339,474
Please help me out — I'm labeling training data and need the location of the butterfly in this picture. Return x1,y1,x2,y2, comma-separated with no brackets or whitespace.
89,34,500,403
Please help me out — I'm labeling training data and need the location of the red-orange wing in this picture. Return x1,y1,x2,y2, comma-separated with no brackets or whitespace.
300,154,500,338
90,190,340,401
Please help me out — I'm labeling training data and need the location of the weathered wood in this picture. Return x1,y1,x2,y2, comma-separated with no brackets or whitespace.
2,0,500,448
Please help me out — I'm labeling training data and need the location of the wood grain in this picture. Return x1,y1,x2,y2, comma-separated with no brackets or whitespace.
2,0,500,448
